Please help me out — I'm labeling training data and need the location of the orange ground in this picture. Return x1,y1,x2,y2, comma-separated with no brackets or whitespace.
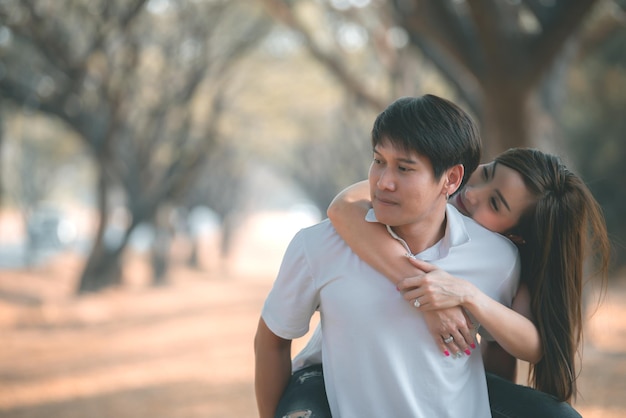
0,250,625,418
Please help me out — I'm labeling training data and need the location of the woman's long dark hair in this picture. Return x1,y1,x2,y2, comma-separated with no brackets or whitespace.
496,148,610,402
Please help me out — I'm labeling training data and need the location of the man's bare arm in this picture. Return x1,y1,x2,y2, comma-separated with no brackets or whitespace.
254,317,292,418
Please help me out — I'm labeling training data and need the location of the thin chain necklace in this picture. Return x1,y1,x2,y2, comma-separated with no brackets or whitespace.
385,225,417,259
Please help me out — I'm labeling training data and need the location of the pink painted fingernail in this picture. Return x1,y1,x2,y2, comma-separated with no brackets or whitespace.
471,343,476,349
465,349,471,355
444,350,450,357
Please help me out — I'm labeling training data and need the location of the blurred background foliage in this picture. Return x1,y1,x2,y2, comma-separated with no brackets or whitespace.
0,0,624,294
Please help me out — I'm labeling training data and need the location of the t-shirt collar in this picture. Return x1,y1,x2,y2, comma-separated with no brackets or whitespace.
365,204,470,261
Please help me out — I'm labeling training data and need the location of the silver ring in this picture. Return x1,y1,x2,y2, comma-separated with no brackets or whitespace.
443,335,454,344
413,298,421,308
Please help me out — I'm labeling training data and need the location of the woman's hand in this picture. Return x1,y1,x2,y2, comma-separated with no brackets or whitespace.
399,257,478,356
401,258,542,364
422,308,477,357
397,258,477,310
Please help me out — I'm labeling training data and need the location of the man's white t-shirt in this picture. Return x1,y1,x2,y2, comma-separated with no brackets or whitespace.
262,205,520,417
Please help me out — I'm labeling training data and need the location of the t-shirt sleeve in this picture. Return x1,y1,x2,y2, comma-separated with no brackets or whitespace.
261,230,320,340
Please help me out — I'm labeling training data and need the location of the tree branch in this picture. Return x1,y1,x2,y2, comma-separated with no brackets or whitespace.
260,0,387,110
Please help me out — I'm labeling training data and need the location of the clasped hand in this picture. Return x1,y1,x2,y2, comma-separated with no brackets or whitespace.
397,257,478,357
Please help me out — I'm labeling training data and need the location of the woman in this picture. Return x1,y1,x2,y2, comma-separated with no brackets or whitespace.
279,148,610,418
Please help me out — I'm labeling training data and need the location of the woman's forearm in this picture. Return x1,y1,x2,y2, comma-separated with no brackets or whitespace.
400,260,543,364
463,283,542,364
327,180,419,282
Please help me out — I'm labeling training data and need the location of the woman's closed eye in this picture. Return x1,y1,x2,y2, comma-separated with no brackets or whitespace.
489,196,500,212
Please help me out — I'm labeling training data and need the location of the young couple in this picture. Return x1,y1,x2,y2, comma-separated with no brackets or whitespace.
255,95,610,417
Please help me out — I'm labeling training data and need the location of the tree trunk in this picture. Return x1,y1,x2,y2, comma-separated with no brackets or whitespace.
150,232,170,286
76,165,134,293
187,238,200,269
78,247,124,293
77,165,113,293
76,180,126,292
480,87,531,159
79,216,143,293
0,108,3,204
150,207,174,286
220,212,236,261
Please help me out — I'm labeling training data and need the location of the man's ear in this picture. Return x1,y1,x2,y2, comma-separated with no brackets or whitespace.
444,164,464,197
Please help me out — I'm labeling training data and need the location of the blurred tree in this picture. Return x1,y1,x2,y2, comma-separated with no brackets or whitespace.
0,0,272,292
0,110,89,264
182,141,247,269
253,0,625,270
260,0,602,158
253,0,431,212
563,0,626,268
0,106,3,202
288,101,373,213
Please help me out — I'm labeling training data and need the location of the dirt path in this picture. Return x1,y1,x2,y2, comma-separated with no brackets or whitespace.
0,257,625,418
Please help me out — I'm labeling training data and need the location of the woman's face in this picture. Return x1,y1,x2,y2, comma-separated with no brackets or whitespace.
450,161,537,234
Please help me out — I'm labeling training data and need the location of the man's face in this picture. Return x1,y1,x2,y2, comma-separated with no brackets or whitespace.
369,139,446,229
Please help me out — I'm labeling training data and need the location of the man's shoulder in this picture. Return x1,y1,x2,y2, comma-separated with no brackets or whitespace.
290,218,354,270
291,218,341,249
296,218,334,237
461,216,518,256
451,215,520,290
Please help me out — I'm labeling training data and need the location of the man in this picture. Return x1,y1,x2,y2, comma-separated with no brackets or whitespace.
255,95,520,417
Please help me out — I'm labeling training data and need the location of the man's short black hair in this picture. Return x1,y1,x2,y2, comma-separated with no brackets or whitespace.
371,95,481,188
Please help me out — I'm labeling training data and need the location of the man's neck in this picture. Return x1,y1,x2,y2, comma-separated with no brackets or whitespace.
390,211,447,255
